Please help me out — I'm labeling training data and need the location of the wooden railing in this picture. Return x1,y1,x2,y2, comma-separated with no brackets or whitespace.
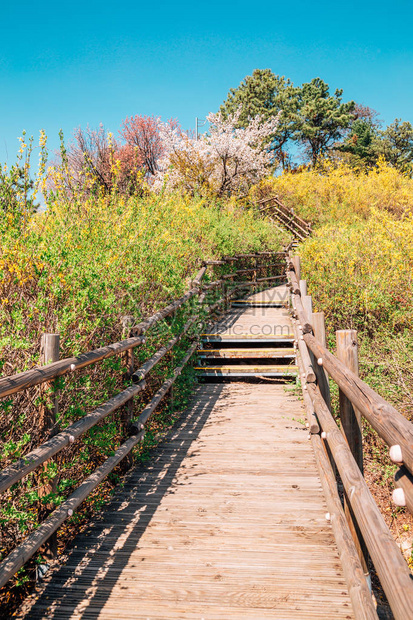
257,195,312,240
287,254,413,620
0,251,286,590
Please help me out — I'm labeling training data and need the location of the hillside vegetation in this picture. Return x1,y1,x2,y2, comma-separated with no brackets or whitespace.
1,192,282,370
257,160,413,337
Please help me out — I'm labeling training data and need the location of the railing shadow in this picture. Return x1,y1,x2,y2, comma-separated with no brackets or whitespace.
209,307,245,332
22,384,225,619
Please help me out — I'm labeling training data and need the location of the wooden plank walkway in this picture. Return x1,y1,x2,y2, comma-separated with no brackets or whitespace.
205,286,293,340
19,288,355,619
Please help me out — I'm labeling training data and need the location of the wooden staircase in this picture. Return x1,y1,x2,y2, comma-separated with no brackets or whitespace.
196,294,299,380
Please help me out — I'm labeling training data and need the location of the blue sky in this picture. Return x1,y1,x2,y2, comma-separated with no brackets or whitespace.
1,0,412,163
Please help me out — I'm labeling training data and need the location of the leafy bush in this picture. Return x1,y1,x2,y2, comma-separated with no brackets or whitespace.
299,211,413,333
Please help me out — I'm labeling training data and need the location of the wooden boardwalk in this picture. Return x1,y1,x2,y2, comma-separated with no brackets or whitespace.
19,289,355,619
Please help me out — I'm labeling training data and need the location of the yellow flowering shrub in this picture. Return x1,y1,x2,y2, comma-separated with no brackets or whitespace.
251,159,413,225
300,210,413,332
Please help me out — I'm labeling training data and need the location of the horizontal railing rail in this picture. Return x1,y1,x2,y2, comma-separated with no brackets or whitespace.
257,195,312,241
0,381,147,494
287,262,413,474
257,195,311,230
0,336,146,399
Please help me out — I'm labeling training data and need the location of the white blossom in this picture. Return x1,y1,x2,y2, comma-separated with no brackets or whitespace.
153,109,281,195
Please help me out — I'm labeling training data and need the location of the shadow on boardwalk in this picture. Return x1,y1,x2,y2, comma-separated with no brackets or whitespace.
20,384,225,619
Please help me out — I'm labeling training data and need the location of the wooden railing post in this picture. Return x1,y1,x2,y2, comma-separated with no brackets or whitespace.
336,330,363,471
312,312,331,412
40,334,60,423
311,311,336,477
336,329,369,579
121,316,136,471
39,333,60,560
298,280,313,324
291,255,301,281
303,295,312,322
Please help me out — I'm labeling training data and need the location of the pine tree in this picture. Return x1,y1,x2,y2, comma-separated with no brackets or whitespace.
220,69,299,169
376,119,413,174
338,119,380,167
294,78,355,166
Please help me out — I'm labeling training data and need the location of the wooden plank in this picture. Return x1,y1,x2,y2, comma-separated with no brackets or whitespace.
18,383,354,620
231,300,287,305
197,348,296,359
196,365,298,372
196,365,298,377
201,335,295,342
231,301,288,307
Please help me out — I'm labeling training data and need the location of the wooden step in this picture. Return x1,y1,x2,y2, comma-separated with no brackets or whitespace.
231,300,288,308
201,333,295,344
196,365,299,377
198,348,296,359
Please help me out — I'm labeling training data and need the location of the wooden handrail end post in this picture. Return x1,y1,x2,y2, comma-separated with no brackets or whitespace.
39,332,60,560
121,316,136,472
336,329,369,575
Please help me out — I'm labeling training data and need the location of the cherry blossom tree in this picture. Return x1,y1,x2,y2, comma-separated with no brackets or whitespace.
54,124,145,197
51,122,152,198
154,109,281,195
